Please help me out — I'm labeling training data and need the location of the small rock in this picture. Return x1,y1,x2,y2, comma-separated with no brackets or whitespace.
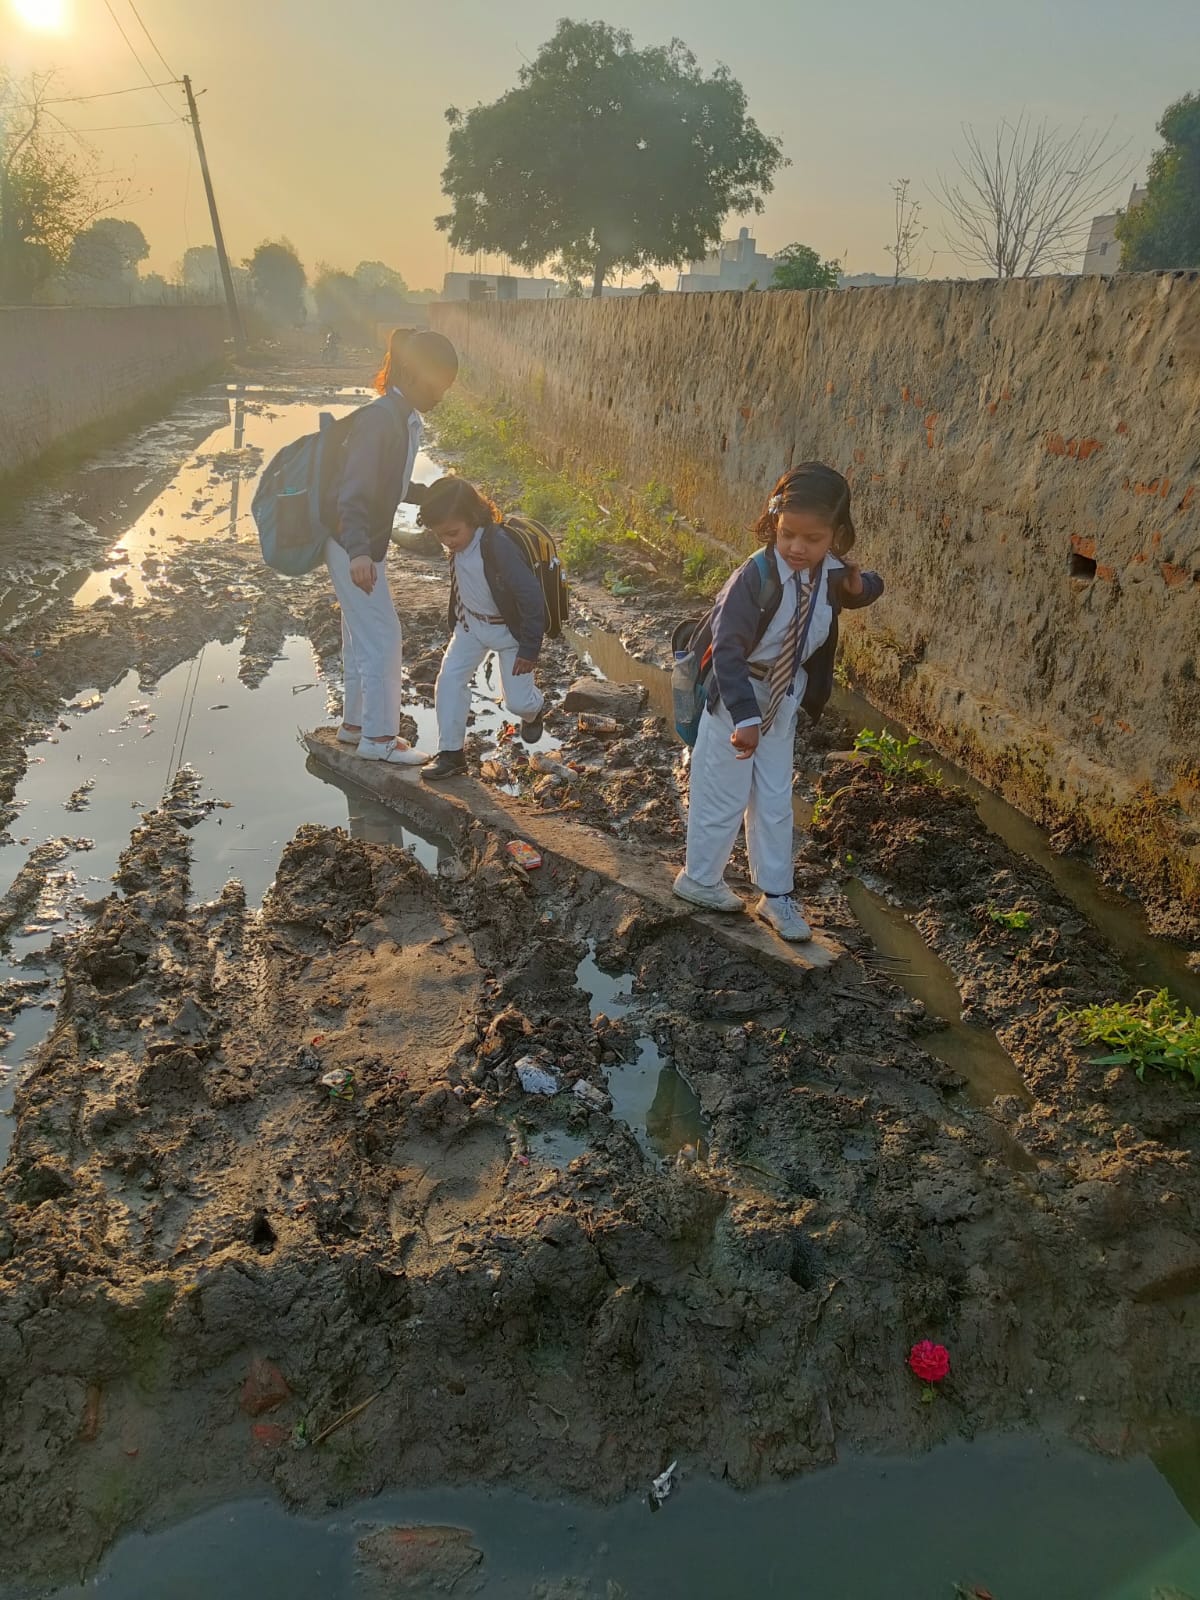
562,678,645,721
356,1525,483,1595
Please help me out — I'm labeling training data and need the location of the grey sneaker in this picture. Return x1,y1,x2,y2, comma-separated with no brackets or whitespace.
756,894,812,942
673,871,745,914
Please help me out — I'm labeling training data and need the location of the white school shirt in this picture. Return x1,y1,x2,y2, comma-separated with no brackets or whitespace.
736,551,838,729
390,387,424,508
453,527,503,620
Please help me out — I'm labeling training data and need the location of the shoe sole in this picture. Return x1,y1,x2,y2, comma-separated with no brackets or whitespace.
422,768,467,783
672,887,745,915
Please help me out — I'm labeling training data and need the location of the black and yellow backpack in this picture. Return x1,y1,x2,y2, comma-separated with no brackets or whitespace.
497,514,569,639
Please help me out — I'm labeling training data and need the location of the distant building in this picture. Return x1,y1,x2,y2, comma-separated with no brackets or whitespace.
440,272,562,302
1082,184,1147,275
677,227,775,293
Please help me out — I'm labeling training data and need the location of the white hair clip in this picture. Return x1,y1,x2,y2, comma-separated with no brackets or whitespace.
768,494,784,514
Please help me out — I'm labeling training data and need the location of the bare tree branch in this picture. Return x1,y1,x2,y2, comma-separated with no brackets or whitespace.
937,115,1133,278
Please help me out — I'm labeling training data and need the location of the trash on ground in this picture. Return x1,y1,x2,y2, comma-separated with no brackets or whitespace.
515,1057,560,1096
649,1460,678,1507
506,840,543,870
572,1078,611,1111
320,1067,355,1101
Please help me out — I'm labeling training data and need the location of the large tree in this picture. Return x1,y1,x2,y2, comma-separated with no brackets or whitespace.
770,242,840,291
65,217,148,302
0,71,116,303
437,19,785,298
245,239,307,324
937,115,1131,278
1117,92,1200,270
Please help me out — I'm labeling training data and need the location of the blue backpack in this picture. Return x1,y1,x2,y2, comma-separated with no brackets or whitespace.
251,399,404,575
670,550,782,746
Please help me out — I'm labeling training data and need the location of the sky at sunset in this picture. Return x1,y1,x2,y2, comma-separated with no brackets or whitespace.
4,0,1195,290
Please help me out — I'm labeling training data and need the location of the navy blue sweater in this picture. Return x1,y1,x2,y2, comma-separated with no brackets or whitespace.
710,551,884,725
446,523,547,661
332,391,418,563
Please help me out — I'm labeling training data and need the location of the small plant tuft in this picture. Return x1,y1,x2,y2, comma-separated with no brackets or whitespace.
853,728,938,783
988,905,1032,931
1062,988,1200,1086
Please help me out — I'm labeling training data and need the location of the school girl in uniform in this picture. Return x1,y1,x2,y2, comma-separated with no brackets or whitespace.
328,327,459,766
674,464,884,941
416,477,547,781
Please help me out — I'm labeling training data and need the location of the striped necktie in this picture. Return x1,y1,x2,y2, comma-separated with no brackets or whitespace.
761,572,814,734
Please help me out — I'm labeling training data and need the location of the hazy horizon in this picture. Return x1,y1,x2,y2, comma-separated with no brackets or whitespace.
5,0,1194,291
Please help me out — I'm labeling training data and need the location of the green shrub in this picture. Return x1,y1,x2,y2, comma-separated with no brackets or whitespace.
1063,988,1200,1086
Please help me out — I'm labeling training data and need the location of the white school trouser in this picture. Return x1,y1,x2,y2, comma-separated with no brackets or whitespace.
435,620,544,751
325,539,404,741
684,678,800,897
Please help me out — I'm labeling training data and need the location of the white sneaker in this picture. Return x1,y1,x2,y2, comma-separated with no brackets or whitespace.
673,870,745,914
336,725,361,745
756,894,812,942
356,738,430,768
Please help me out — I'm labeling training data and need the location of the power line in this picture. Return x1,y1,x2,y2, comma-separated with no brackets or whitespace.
101,0,180,119
66,117,185,133
126,0,179,82
44,81,177,105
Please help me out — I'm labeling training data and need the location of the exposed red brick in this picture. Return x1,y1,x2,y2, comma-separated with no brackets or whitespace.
1116,421,1130,434
1071,534,1097,558
1161,562,1190,588
1096,563,1117,581
240,1358,291,1417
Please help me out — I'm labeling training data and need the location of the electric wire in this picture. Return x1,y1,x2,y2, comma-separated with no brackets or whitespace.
101,0,181,119
126,0,179,81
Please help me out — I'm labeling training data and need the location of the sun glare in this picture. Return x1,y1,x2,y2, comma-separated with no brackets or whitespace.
10,0,68,32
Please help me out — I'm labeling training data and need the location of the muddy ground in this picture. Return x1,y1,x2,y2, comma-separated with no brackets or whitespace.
1,363,1199,1590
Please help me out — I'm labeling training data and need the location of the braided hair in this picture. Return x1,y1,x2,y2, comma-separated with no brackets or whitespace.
753,463,856,554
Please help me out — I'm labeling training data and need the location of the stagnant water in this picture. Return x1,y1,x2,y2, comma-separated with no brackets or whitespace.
3,385,1200,1592
23,1435,1200,1599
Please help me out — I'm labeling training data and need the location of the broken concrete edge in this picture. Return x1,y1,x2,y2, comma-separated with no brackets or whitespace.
302,728,842,978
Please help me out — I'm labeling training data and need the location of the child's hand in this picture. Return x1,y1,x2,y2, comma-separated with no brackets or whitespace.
513,658,536,675
731,724,760,760
350,556,376,594
842,561,864,596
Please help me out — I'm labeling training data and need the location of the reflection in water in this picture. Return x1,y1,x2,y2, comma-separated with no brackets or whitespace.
844,878,1029,1106
575,946,707,1158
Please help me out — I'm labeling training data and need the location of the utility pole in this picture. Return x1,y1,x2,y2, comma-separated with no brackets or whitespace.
182,75,245,353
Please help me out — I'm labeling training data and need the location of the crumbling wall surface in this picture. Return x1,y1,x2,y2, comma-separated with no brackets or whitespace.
434,277,1200,916
0,305,227,477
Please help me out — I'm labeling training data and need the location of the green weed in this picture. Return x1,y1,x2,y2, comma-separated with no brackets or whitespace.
1063,988,1200,1086
988,906,1033,932
853,728,937,783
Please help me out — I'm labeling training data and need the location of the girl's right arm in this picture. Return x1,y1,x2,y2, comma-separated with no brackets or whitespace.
336,408,388,566
710,563,763,728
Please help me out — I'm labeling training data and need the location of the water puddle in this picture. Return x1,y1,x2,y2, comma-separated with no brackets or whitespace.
21,1434,1200,1600
0,635,447,1165
564,620,674,723
843,878,1030,1106
835,688,1200,1012
528,1126,591,1169
575,947,706,1159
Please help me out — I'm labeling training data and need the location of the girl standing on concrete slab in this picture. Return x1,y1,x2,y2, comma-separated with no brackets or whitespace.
674,464,884,941
416,477,547,782
328,328,458,766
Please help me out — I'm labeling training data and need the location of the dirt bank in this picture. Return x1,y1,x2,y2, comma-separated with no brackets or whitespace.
1,367,1199,1588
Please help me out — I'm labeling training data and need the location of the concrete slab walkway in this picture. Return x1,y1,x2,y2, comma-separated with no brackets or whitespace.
303,728,842,979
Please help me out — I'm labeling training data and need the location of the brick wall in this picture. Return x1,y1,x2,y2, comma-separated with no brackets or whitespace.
434,275,1200,912
0,305,228,477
